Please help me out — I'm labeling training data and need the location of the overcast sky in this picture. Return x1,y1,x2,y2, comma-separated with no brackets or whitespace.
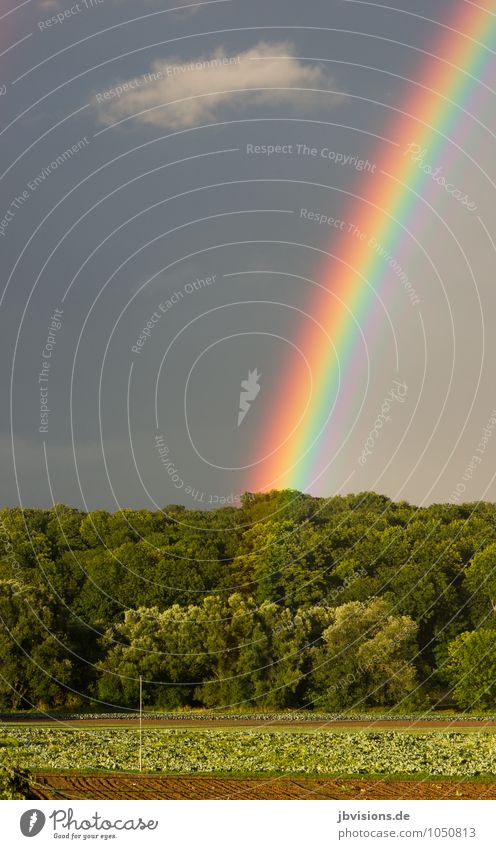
1,0,495,510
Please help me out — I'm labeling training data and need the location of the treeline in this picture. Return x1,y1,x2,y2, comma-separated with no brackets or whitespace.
0,491,495,712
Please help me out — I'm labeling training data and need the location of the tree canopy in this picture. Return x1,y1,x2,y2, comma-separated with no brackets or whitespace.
0,492,494,712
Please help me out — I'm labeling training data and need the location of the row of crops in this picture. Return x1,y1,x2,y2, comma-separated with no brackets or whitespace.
2,728,496,777
4,712,496,722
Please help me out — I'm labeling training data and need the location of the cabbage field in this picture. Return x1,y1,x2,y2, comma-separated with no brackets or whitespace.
3,727,496,778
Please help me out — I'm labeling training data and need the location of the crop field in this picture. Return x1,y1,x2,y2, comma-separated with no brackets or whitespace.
3,723,496,799
3,725,496,778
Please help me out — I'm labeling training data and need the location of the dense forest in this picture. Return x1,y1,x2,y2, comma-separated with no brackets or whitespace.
0,491,495,713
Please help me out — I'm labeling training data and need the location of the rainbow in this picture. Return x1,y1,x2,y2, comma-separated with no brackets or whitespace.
248,1,495,494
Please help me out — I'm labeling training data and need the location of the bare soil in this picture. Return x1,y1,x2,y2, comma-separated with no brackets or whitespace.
32,773,496,800
16,718,496,729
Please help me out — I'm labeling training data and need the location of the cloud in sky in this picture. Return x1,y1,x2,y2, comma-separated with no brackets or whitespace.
95,41,343,130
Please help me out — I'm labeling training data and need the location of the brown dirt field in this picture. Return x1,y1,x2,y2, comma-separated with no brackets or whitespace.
15,718,496,729
32,773,496,800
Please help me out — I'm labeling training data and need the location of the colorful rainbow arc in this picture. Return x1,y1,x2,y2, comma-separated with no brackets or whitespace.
248,1,495,495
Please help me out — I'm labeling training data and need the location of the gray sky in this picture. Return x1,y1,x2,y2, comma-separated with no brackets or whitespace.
1,0,495,510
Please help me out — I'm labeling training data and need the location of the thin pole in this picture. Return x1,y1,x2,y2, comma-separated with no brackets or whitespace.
139,675,143,773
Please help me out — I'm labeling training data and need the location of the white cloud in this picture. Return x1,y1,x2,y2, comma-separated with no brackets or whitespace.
95,42,343,130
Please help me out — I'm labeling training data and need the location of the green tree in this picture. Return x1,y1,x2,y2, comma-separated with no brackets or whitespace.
307,598,420,710
0,580,73,710
445,629,496,710
464,543,496,624
98,603,207,708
